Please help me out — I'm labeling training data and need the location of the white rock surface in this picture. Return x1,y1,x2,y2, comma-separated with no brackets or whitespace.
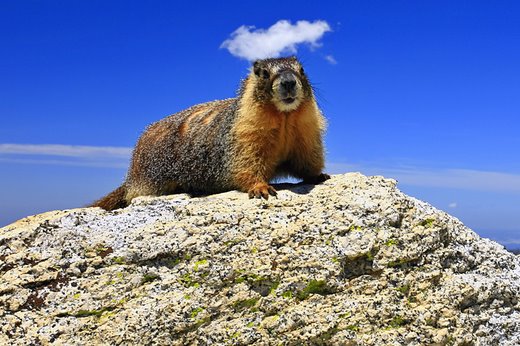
1,173,519,345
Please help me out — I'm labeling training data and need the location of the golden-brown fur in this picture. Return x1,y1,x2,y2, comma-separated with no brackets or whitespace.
231,73,326,197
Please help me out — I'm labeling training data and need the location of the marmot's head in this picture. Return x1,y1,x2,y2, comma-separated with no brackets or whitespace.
250,56,313,112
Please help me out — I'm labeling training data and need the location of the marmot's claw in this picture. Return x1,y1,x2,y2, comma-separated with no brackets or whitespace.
319,173,331,182
248,183,277,200
304,173,331,184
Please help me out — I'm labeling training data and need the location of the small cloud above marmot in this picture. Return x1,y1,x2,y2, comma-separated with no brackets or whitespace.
221,20,333,62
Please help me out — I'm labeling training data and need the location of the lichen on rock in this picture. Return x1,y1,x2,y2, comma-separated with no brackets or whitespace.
1,173,519,345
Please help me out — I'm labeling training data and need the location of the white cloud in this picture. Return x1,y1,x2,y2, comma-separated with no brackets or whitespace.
0,143,132,168
390,168,520,193
448,202,457,208
327,162,520,193
0,143,131,158
221,20,332,61
502,239,520,246
324,55,337,65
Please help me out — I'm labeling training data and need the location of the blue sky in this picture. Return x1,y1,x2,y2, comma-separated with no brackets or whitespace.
1,1,519,248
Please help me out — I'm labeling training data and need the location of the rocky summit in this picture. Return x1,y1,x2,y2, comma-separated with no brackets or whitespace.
1,173,519,345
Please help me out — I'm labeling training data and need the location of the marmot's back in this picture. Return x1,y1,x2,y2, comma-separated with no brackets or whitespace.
91,56,329,211
128,98,239,196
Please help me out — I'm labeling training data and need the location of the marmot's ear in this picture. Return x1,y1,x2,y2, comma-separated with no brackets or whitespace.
253,61,261,76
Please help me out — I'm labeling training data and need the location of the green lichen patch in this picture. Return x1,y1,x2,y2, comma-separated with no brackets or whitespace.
190,307,204,318
420,218,436,228
104,279,117,286
112,256,126,265
183,253,192,261
194,316,211,329
193,259,208,271
167,258,181,267
296,280,333,300
349,225,363,232
230,331,241,339
325,235,335,245
59,306,116,318
233,297,260,312
234,276,246,284
108,297,128,306
339,312,351,319
141,273,160,284
387,316,409,328
395,284,411,295
179,273,200,288
232,272,279,297
311,326,340,342
408,295,418,303
233,272,266,285
345,324,359,332
425,318,436,327
281,290,293,299
384,239,399,246
223,239,241,247
268,281,280,295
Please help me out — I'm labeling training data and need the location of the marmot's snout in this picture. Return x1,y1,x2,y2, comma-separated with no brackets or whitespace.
279,70,298,103
273,70,303,112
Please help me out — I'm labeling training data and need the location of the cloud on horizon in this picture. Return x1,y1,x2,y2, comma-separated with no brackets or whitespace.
502,239,520,246
327,162,520,194
0,144,131,168
220,20,332,61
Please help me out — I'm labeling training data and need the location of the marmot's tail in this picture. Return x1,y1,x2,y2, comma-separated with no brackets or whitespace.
90,185,128,211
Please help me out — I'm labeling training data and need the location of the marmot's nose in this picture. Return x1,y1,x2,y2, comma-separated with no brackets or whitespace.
280,72,297,93
281,79,296,91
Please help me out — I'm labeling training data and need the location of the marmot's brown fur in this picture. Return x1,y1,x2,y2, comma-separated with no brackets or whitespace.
91,56,329,211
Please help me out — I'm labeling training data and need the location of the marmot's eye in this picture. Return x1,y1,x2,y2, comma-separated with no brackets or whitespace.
254,66,270,79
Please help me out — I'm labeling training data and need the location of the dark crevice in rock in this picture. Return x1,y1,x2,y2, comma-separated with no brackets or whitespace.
135,251,189,269
21,272,69,291
21,292,47,310
0,261,15,273
341,249,380,280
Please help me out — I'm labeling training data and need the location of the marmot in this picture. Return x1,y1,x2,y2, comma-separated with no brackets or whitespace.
91,56,329,211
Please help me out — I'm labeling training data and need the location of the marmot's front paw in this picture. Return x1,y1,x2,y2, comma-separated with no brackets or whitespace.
304,173,331,184
248,182,277,200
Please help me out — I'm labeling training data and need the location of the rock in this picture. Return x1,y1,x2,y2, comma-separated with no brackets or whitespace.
1,173,519,345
